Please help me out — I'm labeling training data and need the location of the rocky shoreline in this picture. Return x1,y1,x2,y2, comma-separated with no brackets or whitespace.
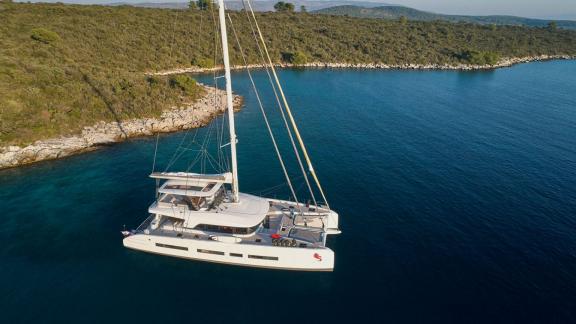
2,55,573,170
149,54,575,75
0,85,242,170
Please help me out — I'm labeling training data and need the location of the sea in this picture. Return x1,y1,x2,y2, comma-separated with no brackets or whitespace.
1,60,575,323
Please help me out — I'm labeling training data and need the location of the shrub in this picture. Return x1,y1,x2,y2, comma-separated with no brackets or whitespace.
461,50,500,65
146,76,160,85
170,75,200,96
483,51,500,65
282,51,308,65
196,0,213,11
274,2,294,12
192,57,215,68
30,28,60,44
2,2,576,145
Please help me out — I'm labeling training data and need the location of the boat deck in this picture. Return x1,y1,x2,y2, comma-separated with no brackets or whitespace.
137,200,329,249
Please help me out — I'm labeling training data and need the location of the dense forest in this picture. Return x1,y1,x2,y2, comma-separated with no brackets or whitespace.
1,2,576,145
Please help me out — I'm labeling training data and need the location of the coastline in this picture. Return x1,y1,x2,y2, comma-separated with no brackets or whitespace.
0,85,242,170
149,54,575,75
2,55,573,170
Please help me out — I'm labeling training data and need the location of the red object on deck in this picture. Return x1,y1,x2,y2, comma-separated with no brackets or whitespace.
271,234,281,239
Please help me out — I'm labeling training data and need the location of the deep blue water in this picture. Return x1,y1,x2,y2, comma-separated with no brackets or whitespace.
1,61,576,323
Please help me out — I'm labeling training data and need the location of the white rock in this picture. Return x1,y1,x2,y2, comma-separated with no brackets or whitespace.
0,85,238,169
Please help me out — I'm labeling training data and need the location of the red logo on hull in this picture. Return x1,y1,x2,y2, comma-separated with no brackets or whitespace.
313,253,322,261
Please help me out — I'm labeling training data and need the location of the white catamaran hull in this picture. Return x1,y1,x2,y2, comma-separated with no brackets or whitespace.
123,234,335,271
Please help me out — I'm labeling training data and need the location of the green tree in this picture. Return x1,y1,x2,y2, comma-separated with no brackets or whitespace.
170,75,201,96
188,0,197,10
483,51,500,65
399,16,408,25
461,50,500,65
274,1,294,12
197,0,213,11
3,2,576,146
548,21,557,30
192,57,215,68
300,5,307,13
30,28,60,44
283,51,307,65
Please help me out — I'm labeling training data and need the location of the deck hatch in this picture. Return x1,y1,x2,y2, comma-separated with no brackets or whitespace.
248,255,278,261
155,243,188,251
197,249,225,255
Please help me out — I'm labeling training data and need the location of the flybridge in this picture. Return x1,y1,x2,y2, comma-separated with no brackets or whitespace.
150,172,232,183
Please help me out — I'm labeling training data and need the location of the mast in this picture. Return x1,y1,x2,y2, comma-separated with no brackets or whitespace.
217,0,239,202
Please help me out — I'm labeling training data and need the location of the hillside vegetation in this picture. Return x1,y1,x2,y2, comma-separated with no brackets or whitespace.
315,5,576,30
1,2,576,145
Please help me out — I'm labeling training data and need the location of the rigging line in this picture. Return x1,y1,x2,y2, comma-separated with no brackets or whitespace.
198,1,204,41
165,7,210,173
202,150,207,174
164,125,194,172
199,119,215,173
227,13,300,206
248,174,305,196
168,10,179,64
215,78,227,169
204,145,225,170
245,0,330,209
207,2,225,172
241,1,318,207
204,148,225,172
240,2,316,204
169,113,217,173
201,112,217,150
164,128,198,172
157,10,186,171
185,148,204,173
151,132,160,173
168,134,203,161
212,55,227,172
219,92,228,168
200,112,223,173
210,49,222,167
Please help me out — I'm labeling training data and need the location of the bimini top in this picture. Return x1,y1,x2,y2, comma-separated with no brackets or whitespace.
150,193,270,228
158,179,222,197
150,172,232,183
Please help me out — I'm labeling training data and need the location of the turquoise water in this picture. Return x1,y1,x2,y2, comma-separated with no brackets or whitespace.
1,61,576,323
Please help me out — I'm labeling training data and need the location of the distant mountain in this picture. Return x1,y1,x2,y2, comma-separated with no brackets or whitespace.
227,1,390,12
315,5,576,30
108,1,390,11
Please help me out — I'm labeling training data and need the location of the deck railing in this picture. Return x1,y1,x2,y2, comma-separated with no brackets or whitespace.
136,214,154,233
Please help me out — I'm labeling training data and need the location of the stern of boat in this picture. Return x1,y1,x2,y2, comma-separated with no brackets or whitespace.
326,210,341,235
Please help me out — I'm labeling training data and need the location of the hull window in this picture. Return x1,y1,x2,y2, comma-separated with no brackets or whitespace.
197,249,225,255
156,243,188,251
230,253,243,257
248,255,278,261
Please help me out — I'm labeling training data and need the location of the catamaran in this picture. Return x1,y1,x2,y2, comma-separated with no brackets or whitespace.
123,0,341,271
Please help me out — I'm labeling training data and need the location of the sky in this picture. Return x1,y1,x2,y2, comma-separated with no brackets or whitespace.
25,0,576,20
391,0,576,20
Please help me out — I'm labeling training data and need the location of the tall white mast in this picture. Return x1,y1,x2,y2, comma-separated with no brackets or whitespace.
217,0,239,202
